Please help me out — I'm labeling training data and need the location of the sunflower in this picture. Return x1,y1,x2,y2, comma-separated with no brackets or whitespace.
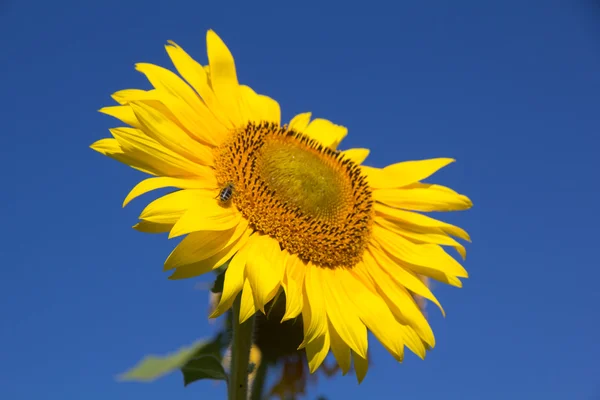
92,30,472,382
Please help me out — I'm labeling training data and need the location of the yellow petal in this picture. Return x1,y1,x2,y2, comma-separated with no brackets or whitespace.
123,176,217,207
362,158,455,189
368,245,445,316
132,220,172,234
99,106,140,128
164,41,232,129
139,189,207,224
239,279,256,323
340,148,370,165
245,235,284,312
210,239,252,318
373,184,472,212
110,127,208,177
90,138,121,155
112,89,156,105
90,138,157,176
375,203,471,241
352,266,427,360
340,270,409,361
361,166,389,189
303,118,348,149
130,102,214,166
320,268,367,359
135,63,205,113
328,321,351,375
238,85,280,124
305,329,330,374
109,90,180,130
288,112,311,132
299,264,327,347
360,252,435,347
165,219,249,270
168,228,251,280
352,351,369,384
206,30,242,125
281,253,306,322
375,216,467,260
385,158,455,188
169,199,242,238
149,90,227,147
372,224,468,278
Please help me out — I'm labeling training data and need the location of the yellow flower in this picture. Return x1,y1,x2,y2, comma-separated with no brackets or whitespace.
92,30,472,383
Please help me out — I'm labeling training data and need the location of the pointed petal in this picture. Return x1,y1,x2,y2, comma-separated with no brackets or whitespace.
169,200,242,238
134,62,205,113
99,106,140,129
387,158,455,186
303,118,347,149
130,102,214,166
123,176,217,207
340,148,370,165
210,238,252,318
168,228,251,280
165,219,249,270
352,351,369,384
112,89,154,105
328,321,352,375
375,216,467,260
368,245,445,316
361,252,435,347
299,264,327,347
239,279,257,323
245,235,284,312
375,204,471,242
372,224,468,279
132,220,172,234
373,225,469,287
139,189,208,224
238,85,280,125
206,30,242,125
288,112,311,132
90,138,157,176
373,184,472,212
281,253,306,321
305,329,330,374
164,41,232,130
339,270,409,361
320,268,368,359
109,127,208,177
362,158,455,189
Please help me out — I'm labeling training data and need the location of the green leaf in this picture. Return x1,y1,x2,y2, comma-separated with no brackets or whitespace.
118,338,227,383
182,355,227,386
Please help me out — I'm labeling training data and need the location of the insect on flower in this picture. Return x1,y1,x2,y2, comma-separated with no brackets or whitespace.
218,183,235,203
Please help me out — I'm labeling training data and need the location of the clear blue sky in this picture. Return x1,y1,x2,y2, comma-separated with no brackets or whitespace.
1,0,599,399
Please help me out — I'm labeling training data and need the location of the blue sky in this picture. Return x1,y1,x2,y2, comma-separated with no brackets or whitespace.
1,0,599,399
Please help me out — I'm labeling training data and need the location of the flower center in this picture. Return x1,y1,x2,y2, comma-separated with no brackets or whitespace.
214,122,373,268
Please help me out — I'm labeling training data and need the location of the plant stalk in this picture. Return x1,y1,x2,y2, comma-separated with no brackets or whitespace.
228,293,255,400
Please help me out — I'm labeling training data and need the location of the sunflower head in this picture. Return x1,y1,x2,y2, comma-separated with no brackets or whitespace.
92,30,472,382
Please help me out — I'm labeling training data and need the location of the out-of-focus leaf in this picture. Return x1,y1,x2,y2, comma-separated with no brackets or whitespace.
182,355,227,386
118,336,227,383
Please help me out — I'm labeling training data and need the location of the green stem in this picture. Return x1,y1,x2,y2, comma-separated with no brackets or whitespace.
229,293,255,400
250,359,268,400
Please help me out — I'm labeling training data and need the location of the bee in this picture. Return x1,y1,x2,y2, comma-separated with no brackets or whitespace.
218,183,235,203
